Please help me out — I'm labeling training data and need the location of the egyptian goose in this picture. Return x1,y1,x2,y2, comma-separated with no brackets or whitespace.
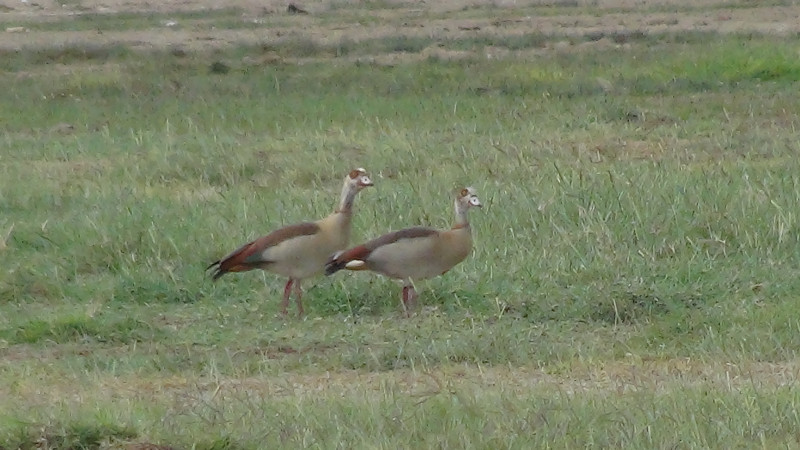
325,187,482,314
207,168,374,316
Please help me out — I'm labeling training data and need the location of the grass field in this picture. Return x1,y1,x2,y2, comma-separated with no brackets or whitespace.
2,0,800,448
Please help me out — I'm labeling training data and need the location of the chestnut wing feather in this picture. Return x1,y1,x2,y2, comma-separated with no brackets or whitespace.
208,222,320,280
325,227,437,275
364,227,438,251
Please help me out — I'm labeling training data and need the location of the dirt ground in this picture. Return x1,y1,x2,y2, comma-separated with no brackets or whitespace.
1,0,799,53
0,0,795,15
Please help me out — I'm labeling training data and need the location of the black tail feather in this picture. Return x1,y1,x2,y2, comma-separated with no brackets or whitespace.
205,260,225,281
324,257,345,276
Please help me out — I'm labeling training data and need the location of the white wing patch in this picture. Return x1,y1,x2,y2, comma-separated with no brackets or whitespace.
345,260,366,269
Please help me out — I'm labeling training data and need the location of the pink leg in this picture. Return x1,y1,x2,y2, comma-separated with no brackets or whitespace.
281,279,294,316
401,283,416,317
407,286,418,309
293,281,304,317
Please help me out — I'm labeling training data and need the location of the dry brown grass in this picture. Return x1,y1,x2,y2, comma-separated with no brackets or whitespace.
4,358,798,413
2,0,799,54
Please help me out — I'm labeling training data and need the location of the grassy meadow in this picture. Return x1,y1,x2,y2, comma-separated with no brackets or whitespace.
2,3,800,448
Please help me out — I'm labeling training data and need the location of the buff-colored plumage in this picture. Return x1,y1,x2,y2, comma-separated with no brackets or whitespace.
326,187,481,314
207,169,373,316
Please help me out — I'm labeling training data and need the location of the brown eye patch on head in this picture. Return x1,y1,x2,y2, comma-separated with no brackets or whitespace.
350,168,366,179
460,188,469,197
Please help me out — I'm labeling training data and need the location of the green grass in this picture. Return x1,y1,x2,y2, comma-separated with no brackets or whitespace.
2,10,800,449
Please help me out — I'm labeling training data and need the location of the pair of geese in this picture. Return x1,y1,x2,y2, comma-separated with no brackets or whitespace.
206,168,482,315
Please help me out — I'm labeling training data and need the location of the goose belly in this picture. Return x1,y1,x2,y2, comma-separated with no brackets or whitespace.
367,237,468,280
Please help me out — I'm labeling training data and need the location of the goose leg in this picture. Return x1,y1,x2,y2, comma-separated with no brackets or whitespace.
406,284,418,310
281,278,294,316
401,282,417,317
294,280,305,317
401,285,411,317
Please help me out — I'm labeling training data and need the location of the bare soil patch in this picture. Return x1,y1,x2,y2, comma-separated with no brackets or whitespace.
1,0,799,54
